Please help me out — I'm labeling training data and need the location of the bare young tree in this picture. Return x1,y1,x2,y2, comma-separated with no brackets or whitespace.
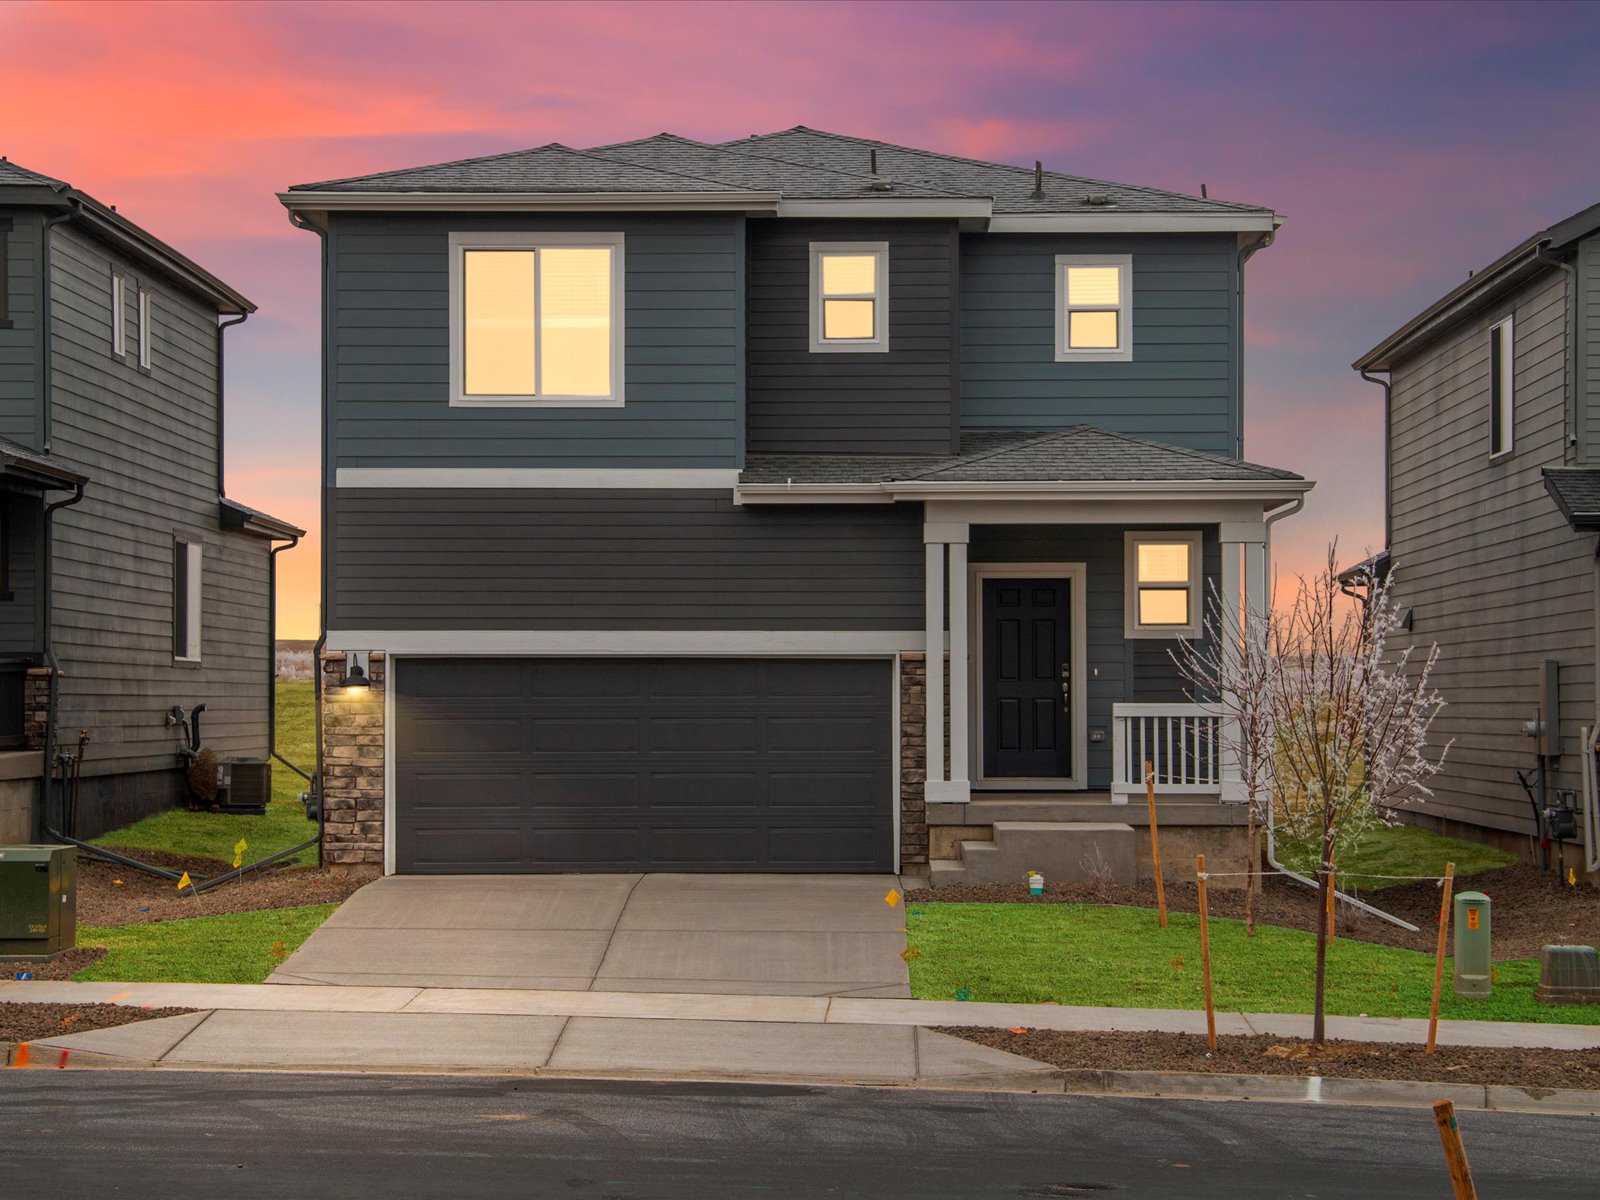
1270,545,1450,1042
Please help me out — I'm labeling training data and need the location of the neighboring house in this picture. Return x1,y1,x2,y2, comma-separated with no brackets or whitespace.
0,158,303,844
1352,201,1600,882
282,128,1311,882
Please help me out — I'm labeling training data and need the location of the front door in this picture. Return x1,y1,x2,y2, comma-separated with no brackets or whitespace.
982,577,1072,779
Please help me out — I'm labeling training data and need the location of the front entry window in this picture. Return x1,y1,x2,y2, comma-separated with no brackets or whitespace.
1125,532,1202,638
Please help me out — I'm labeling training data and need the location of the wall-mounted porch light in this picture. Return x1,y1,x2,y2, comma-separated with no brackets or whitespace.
338,651,371,693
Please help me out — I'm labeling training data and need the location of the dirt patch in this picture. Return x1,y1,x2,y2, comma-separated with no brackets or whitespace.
77,848,371,927
1,1001,196,1045
4,947,108,982
940,1026,1600,1091
908,862,1600,960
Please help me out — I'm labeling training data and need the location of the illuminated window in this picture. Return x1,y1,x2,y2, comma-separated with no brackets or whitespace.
810,241,888,352
1056,254,1132,362
450,233,623,406
1125,531,1201,638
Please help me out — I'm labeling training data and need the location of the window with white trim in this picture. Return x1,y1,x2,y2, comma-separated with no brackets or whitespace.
449,232,624,406
137,288,152,370
1056,254,1132,362
810,241,888,352
1125,531,1201,638
1489,315,1513,458
173,539,202,661
111,271,127,356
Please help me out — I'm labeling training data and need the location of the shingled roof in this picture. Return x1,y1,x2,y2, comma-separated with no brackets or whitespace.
0,158,68,189
1544,468,1600,531
740,427,1303,486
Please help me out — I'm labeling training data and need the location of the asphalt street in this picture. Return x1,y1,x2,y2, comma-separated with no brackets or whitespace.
1,1071,1592,1198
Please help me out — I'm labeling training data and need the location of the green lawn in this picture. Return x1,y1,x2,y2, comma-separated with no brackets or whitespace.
906,903,1599,1025
74,904,338,984
91,680,318,869
1279,821,1516,889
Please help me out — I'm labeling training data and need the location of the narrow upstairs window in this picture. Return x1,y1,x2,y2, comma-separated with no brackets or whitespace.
1489,316,1513,458
810,242,888,352
111,272,127,356
174,539,202,661
137,288,152,370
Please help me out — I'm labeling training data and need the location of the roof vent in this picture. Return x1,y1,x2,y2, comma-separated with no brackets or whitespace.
1084,192,1112,206
1031,161,1044,199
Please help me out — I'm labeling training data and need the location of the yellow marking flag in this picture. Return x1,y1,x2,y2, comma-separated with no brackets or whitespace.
177,871,192,891
884,887,902,908
233,838,248,869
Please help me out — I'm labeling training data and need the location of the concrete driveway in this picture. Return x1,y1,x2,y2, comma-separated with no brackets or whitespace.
268,874,910,998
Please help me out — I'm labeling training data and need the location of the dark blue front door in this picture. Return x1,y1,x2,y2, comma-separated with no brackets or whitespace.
982,578,1072,779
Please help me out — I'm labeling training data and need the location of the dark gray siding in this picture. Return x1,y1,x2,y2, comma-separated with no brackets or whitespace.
960,233,1237,455
1388,266,1593,840
0,213,43,448
0,493,41,655
971,523,1219,790
1580,232,1600,464
327,489,925,631
746,219,958,455
326,212,744,479
47,223,273,785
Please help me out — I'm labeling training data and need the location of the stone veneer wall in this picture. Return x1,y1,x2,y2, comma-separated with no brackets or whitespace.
25,666,52,751
897,652,950,868
320,651,386,868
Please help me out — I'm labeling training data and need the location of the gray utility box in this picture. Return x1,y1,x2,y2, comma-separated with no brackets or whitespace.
0,845,77,960
1536,945,1600,1006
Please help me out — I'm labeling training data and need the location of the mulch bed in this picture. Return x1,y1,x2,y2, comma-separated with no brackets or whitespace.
5,947,108,982
76,847,372,927
907,862,1600,960
941,1026,1600,1091
1,1002,196,1045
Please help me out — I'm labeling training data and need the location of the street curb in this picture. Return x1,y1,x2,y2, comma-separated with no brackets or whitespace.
1055,1068,1600,1115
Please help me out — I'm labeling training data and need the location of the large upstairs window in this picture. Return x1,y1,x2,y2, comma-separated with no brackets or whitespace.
810,242,888,352
1056,254,1132,362
449,232,624,407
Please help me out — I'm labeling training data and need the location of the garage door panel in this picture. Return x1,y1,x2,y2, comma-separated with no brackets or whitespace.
396,657,893,873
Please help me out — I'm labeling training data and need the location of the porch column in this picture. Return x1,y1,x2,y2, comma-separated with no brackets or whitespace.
923,522,971,805
945,529,971,802
1218,522,1268,804
923,535,946,795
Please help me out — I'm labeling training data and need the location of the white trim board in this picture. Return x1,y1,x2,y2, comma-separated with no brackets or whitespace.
335,468,741,489
325,630,933,656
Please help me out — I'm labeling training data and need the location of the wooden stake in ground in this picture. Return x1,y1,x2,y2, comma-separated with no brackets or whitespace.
1431,1098,1477,1199
1427,861,1457,1054
1145,760,1167,928
1196,853,1216,1052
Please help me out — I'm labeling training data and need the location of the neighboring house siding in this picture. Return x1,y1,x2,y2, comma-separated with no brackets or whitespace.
0,494,41,656
0,213,43,447
1581,233,1600,464
326,212,744,478
47,223,270,781
325,489,925,631
745,218,958,455
970,523,1219,790
1388,266,1593,838
961,233,1237,455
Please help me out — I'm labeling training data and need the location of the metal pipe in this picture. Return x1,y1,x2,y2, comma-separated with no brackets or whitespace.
190,833,319,894
1533,241,1579,453
1358,369,1393,548
268,534,309,784
37,480,85,840
1234,231,1275,459
215,311,248,498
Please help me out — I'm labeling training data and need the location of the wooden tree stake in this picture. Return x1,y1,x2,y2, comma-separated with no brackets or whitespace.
1426,861,1456,1054
1196,852,1216,1052
1431,1098,1477,1199
1146,760,1167,928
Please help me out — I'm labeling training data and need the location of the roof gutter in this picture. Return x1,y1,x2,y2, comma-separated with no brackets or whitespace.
988,211,1280,234
278,190,783,217
736,478,1314,505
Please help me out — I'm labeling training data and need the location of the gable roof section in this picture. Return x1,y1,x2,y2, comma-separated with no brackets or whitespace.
740,427,1303,486
1544,467,1600,532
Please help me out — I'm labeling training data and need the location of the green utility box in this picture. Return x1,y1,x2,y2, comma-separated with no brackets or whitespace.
1453,891,1492,998
0,845,78,961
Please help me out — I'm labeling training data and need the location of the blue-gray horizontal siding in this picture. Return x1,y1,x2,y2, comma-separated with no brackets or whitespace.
746,219,957,455
0,493,40,656
326,213,745,481
326,488,925,630
970,523,1218,790
960,233,1238,455
0,213,43,448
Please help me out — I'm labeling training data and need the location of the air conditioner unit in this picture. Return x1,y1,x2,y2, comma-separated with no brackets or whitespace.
216,758,271,815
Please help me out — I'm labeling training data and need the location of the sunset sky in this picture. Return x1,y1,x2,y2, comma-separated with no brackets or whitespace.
4,0,1599,637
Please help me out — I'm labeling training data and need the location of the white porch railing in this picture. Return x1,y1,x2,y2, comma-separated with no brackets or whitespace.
1111,703,1224,799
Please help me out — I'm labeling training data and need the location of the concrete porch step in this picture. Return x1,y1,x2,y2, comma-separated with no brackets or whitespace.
929,821,1136,888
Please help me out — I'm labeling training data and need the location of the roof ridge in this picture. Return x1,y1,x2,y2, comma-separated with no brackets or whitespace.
1077,425,1300,479
554,142,749,191
738,127,1270,213
291,142,575,192
904,429,1069,479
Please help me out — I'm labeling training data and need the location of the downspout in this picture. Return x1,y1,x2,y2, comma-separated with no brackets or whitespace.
1234,231,1275,459
1359,370,1393,548
215,312,249,498
38,480,85,843
269,534,309,786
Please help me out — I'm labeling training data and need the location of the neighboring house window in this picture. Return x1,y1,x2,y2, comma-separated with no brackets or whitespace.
1489,315,1513,458
448,231,624,407
137,288,152,370
1056,254,1132,362
1125,531,1202,638
111,272,127,356
809,241,888,352
173,539,202,661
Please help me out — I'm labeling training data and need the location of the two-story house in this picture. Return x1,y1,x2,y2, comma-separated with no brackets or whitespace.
0,158,302,844
283,128,1311,884
1353,201,1600,884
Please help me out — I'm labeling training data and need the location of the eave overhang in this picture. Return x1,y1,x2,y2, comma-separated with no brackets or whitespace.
0,448,89,491
278,190,785,220
219,497,305,540
735,478,1314,507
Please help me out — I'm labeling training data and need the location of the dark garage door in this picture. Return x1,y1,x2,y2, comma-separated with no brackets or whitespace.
394,657,894,873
